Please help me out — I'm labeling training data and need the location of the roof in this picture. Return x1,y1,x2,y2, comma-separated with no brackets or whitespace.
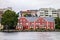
20,17,54,22
20,11,31,13
44,17,54,22
20,10,38,13
26,17,38,22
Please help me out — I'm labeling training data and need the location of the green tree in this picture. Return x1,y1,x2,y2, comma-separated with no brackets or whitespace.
1,10,18,30
24,14,32,17
24,13,28,17
55,17,60,29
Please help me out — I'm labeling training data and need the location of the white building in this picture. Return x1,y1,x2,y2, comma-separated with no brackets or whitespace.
37,8,58,18
57,9,60,18
0,7,12,12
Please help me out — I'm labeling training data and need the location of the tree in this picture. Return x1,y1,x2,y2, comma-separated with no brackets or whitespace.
55,17,60,29
24,14,32,17
24,13,28,17
1,10,18,30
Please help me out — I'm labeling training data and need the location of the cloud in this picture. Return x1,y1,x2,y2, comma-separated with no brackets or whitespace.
0,0,60,12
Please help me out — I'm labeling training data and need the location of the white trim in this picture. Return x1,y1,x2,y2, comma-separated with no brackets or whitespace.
34,21,36,30
47,21,48,29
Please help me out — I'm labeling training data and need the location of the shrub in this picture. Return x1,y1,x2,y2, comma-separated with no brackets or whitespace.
55,24,60,29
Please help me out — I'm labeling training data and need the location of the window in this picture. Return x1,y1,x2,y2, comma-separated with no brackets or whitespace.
26,23,28,25
40,15,44,16
52,10,57,12
53,13,57,14
40,12,44,14
45,15,48,16
23,20,25,21
20,23,22,24
30,25,34,28
32,23,34,24
20,19,22,21
18,23,19,25
49,15,52,17
45,13,48,14
36,25,40,28
36,23,40,25
44,10,48,12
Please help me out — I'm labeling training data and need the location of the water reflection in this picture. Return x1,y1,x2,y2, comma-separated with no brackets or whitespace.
0,32,60,40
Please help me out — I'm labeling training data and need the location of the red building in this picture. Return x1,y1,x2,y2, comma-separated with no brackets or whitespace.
16,17,55,30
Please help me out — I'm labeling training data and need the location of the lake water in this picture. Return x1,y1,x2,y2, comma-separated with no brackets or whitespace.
0,32,60,40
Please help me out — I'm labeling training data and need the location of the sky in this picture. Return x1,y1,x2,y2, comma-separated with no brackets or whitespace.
0,0,60,12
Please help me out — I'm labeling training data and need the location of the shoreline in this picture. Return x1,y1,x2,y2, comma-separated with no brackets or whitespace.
0,29,60,32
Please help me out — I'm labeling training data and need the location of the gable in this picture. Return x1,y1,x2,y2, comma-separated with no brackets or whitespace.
36,17,46,22
19,17,29,23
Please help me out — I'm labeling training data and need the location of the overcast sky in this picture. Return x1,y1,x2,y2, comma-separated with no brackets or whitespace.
0,0,60,12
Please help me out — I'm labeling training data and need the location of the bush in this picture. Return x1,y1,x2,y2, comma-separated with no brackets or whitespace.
55,24,60,29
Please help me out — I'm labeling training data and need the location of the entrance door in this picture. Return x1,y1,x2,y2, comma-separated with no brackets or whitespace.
23,25,28,30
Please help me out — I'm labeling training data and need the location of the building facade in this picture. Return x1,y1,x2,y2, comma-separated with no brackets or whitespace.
57,9,60,18
16,17,55,30
20,10,38,17
20,8,58,18
0,7,12,12
37,8,58,18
